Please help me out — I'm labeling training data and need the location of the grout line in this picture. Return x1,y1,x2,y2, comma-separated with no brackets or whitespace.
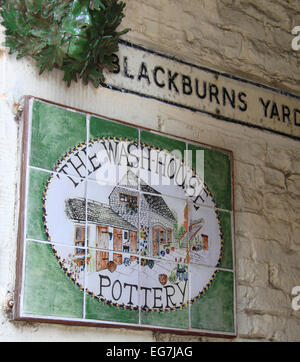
138,128,141,194
188,263,191,331
25,237,235,273
30,160,233,214
28,165,86,183
83,114,90,320
137,136,142,325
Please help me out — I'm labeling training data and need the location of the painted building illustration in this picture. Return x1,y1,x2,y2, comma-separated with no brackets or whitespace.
65,173,181,272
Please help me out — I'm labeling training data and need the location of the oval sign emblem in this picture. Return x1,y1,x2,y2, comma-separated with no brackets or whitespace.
44,137,223,312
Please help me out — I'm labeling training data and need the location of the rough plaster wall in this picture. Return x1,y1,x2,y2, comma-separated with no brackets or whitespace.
124,0,300,95
0,0,300,341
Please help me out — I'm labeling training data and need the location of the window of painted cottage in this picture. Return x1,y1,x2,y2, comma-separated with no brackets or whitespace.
74,225,85,255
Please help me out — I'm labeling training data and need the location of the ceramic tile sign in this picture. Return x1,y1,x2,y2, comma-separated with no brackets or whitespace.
103,40,300,141
15,97,235,336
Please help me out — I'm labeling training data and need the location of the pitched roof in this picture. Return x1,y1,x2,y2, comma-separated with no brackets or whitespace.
143,193,176,222
65,198,137,231
117,170,176,222
119,170,165,194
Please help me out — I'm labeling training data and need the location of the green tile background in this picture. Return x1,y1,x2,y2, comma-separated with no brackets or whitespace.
26,168,50,241
141,130,186,161
218,210,233,270
188,144,232,211
141,306,189,330
191,270,235,333
85,296,139,325
23,241,83,318
90,116,138,141
30,100,86,171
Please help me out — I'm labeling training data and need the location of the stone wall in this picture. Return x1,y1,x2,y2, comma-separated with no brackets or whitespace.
0,0,300,341
110,186,139,228
124,0,300,95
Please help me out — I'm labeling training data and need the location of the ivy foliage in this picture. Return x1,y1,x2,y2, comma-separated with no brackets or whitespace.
0,0,129,87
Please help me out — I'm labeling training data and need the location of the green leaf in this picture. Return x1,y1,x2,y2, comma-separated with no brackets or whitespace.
89,0,106,11
37,46,66,73
62,60,84,87
81,65,105,88
0,0,130,87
